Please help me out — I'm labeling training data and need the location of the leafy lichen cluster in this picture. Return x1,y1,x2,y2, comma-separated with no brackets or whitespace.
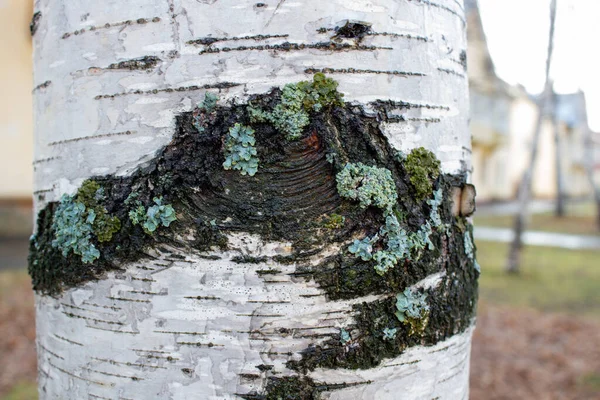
395,288,430,335
223,123,260,176
51,180,121,264
382,327,398,340
51,194,100,263
128,196,177,234
404,147,441,202
248,72,343,140
193,92,219,133
336,162,397,212
339,160,445,276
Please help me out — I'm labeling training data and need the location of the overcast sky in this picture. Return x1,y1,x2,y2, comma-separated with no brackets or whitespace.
478,0,599,130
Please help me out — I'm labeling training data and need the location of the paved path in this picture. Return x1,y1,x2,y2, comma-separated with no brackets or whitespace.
0,237,29,271
475,226,600,250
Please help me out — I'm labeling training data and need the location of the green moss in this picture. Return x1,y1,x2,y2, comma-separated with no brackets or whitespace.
76,180,121,243
404,147,441,202
322,213,345,229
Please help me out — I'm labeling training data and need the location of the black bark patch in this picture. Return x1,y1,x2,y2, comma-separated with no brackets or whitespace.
333,20,372,42
459,50,467,70
30,11,42,36
288,221,478,373
107,56,161,70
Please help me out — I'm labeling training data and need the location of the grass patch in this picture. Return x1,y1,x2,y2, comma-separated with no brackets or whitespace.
477,240,600,317
1,382,37,400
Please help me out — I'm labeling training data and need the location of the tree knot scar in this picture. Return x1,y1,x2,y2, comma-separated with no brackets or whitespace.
29,75,478,399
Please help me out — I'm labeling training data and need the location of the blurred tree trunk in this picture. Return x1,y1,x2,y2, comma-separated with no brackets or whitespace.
507,0,557,274
583,126,600,230
31,1,476,399
552,90,565,217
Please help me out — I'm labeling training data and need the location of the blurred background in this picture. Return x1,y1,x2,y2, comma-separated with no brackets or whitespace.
1,0,599,399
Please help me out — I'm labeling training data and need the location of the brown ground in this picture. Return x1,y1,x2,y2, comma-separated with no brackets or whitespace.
1,275,599,399
0,273,36,397
471,303,600,400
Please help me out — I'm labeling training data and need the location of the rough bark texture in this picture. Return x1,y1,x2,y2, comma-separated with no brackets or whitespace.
31,1,474,399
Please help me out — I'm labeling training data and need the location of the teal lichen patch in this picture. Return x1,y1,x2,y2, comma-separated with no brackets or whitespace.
404,147,441,202
223,123,259,176
464,226,480,274
128,197,177,234
382,327,397,340
339,328,352,344
248,72,343,140
51,194,100,263
193,92,219,133
49,180,122,264
336,163,397,212
395,288,430,335
348,236,376,261
428,188,444,228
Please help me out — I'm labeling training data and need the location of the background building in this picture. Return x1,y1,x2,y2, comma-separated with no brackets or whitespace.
467,0,599,202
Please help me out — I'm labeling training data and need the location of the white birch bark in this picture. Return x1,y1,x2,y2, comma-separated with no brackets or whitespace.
32,0,472,398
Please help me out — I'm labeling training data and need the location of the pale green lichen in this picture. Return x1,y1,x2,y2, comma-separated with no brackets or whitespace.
336,163,397,213
248,73,343,140
348,236,376,261
464,229,481,273
51,194,100,264
193,92,219,133
51,180,123,264
128,196,177,235
223,123,259,176
144,197,177,233
372,214,411,275
409,221,434,256
395,288,430,335
427,188,443,228
382,327,397,340
340,328,351,344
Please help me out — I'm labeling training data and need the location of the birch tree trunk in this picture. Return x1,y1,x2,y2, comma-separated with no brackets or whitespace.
552,90,565,217
30,1,476,399
506,0,557,274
